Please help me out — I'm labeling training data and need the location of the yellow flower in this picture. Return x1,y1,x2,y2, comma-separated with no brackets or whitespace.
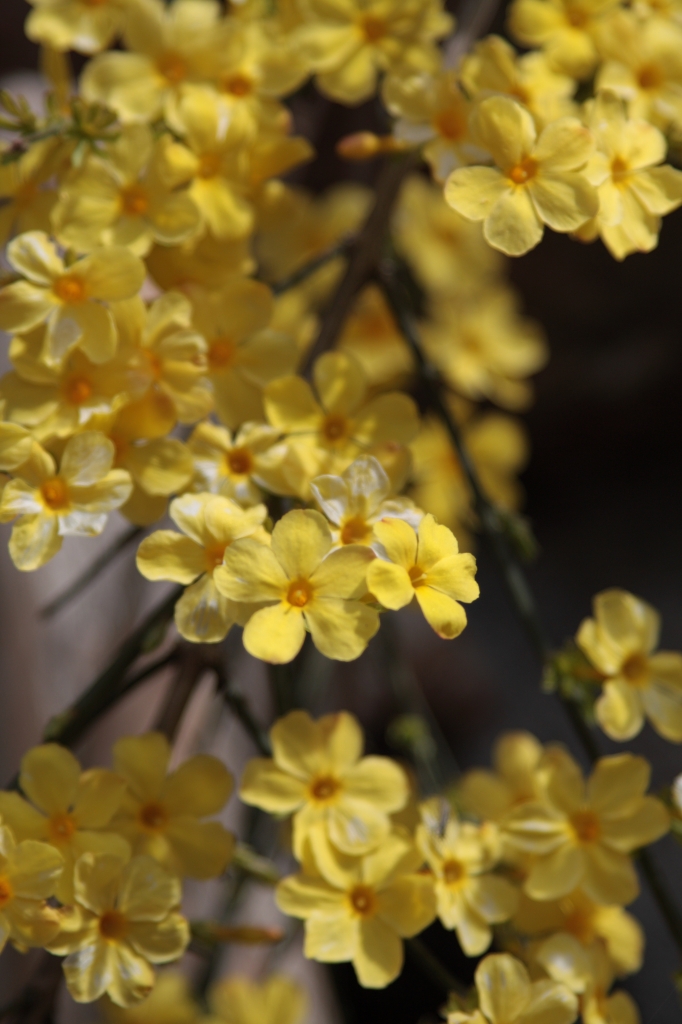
276,831,436,988
577,92,682,261
0,140,57,249
136,492,268,643
52,126,201,257
421,290,547,410
445,96,597,256
263,352,420,499
0,824,63,953
460,35,577,129
215,508,380,663
576,587,682,742
187,420,282,506
0,743,129,905
240,709,408,859
502,752,670,904
577,946,640,1024
0,431,133,571
507,0,621,78
101,971,200,1024
417,798,518,955
448,953,578,1024
190,279,298,430
48,853,189,1007
25,0,125,54
0,232,145,365
312,455,421,549
383,69,486,182
367,514,479,640
147,232,254,294
208,974,306,1024
110,731,234,879
295,0,453,105
338,284,415,388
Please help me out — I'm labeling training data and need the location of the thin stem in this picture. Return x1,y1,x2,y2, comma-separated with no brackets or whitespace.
154,645,207,741
40,525,144,618
405,937,465,998
214,663,271,756
271,238,354,296
444,0,503,66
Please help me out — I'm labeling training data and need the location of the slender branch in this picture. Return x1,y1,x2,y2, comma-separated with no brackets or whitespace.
271,238,354,296
406,937,466,999
154,645,207,741
639,848,682,958
214,662,271,755
40,525,144,618
444,0,503,67
300,151,418,376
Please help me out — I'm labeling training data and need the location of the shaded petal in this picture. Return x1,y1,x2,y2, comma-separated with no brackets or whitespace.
9,513,61,571
305,596,379,661
304,913,358,962
128,912,190,964
8,838,63,899
529,173,597,232
476,953,532,1024
63,941,113,1004
445,166,512,221
354,916,403,988
520,979,579,1024
376,876,437,937
599,797,669,852
0,792,46,840
415,586,468,639
20,743,80,816
7,232,62,284
373,517,417,570
239,759,307,813
276,874,346,918
595,680,644,742
642,651,682,742
581,844,639,905
118,855,180,920
162,755,232,818
484,187,544,257
264,375,322,432
73,769,127,828
0,280,53,334
61,431,114,486
113,732,170,803
106,942,155,1008
587,754,650,816
174,574,238,643
366,559,413,610
271,710,328,780
164,818,234,879
525,845,585,900
78,247,146,301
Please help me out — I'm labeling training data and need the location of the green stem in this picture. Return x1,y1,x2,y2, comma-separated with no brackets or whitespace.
271,239,353,296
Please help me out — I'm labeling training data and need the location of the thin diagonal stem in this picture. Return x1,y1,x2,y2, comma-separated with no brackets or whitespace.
406,937,467,1000
271,238,354,296
214,662,271,756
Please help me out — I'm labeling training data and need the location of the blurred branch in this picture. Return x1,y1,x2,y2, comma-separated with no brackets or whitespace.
0,952,63,1023
214,662,271,755
406,937,467,1001
154,644,207,741
445,0,503,67
271,238,354,296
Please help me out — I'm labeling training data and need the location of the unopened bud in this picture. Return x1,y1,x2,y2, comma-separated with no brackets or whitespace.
336,132,409,161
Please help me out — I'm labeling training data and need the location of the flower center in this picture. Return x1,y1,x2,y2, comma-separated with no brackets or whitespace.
621,652,649,687
41,476,70,511
0,876,14,909
611,156,631,183
435,107,467,142
198,153,223,179
208,337,236,369
508,157,538,186
226,447,253,475
121,182,150,216
408,564,426,587
287,578,313,608
340,516,372,545
48,812,77,843
53,274,87,304
137,801,169,833
442,858,466,885
566,5,588,27
99,909,128,941
205,542,227,572
63,375,93,405
321,414,349,443
349,884,377,917
570,810,601,844
157,51,188,84
563,907,595,944
638,64,663,90
309,775,341,803
361,14,387,42
223,72,254,97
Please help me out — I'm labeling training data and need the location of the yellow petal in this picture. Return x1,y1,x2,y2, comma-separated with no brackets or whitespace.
366,559,413,610
243,602,307,664
304,913,358,963
276,873,346,918
642,652,682,742
217,539,288,602
73,769,127,828
127,911,190,964
0,280,53,334
354,916,403,988
174,574,239,643
587,754,650,815
445,166,512,222
581,844,638,906
264,375,322,432
311,545,374,598
107,941,156,1008
271,508,332,580
271,709,328,780
240,759,308,813
63,940,115,1004
373,517,418,570
73,852,124,915
475,953,532,1024
376,875,437,937
595,680,644,741
599,796,669,852
0,792,46,840
314,351,366,417
113,733,170,803
78,247,146,301
525,845,585,901
424,553,480,604
162,755,232,818
118,855,181,920
353,393,421,446
415,586,468,639
136,531,206,584
305,596,379,661
485,186,544,256
522,979,579,1024
529,173,597,232
343,757,409,813
9,513,61,571
8,838,64,899
20,743,80,816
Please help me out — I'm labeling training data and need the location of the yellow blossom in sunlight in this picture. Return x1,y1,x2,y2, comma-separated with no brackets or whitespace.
367,514,479,640
0,431,133,571
417,798,518,955
190,279,298,430
576,587,682,742
240,709,408,859
338,285,414,389
295,0,453,105
216,508,380,663
502,752,669,905
0,232,145,366
445,97,597,256
208,974,306,1024
508,0,621,78
81,0,223,123
460,36,577,128
448,953,578,1024
421,290,547,410
52,126,201,257
276,831,436,988
110,732,234,879
0,141,57,249
25,0,126,54
187,420,282,506
48,853,189,1007
382,69,486,182
410,411,528,550
263,352,420,500
102,971,200,1024
312,455,421,549
0,744,129,905
0,824,63,953
137,492,268,643
576,92,682,261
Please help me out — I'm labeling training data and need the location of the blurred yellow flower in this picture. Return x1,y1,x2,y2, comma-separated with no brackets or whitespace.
0,141,57,249
0,824,63,953
208,974,306,1024
338,284,414,389
508,0,620,78
25,0,125,54
448,953,578,1024
102,971,200,1024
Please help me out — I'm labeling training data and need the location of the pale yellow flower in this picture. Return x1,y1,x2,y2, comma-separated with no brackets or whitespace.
110,731,234,879
208,974,306,1024
0,824,63,953
0,141,57,249
146,232,254,294
338,284,414,389
216,508,380,663
25,0,126,54
448,953,578,1024
187,420,282,505
445,96,597,256
508,0,621,78
578,946,641,1024
240,709,409,859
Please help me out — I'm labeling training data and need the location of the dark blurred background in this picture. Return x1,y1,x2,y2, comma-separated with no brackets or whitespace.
2,0,682,1020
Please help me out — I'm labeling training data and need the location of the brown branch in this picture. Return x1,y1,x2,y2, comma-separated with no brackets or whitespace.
154,644,207,741
445,0,504,67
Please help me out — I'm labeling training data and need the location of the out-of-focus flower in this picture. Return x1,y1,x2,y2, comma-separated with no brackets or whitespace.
508,0,621,78
0,824,63,953
208,974,306,1024
448,953,578,1024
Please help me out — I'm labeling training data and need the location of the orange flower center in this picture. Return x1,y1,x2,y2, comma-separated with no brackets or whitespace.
41,476,70,511
287,578,313,608
408,564,426,587
0,876,14,908
121,182,150,216
99,909,128,941
563,907,596,944
349,884,377,917
566,5,588,27
570,809,601,844
508,157,538,186
157,51,188,84
611,156,631,183
208,337,236,369
621,652,649,687
138,801,170,833
205,542,227,572
361,14,387,42
340,516,372,545
223,72,254,97
309,775,341,803
63,375,93,405
638,64,663,90
198,152,223,179
442,858,465,885
48,812,77,843
435,107,467,142
53,274,87,304
509,84,530,105
321,413,349,443
226,447,253,476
